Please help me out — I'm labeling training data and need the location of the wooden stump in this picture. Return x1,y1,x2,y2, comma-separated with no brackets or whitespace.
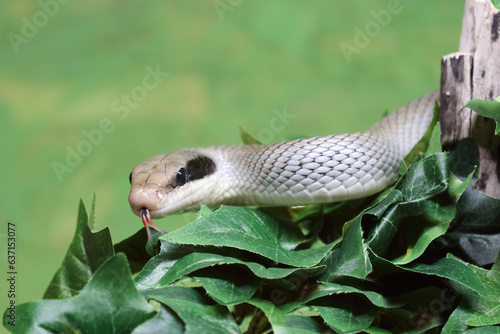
440,0,500,197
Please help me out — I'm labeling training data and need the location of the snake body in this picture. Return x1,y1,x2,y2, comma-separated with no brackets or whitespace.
129,91,438,219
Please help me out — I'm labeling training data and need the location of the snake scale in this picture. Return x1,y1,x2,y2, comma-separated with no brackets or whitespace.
128,91,438,232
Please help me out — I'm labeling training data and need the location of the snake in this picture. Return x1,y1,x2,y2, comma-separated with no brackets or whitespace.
128,91,438,236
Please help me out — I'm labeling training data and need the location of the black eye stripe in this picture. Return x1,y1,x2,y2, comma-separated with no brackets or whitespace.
175,155,216,187
186,156,216,181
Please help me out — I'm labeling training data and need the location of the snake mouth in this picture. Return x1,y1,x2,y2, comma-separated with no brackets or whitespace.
140,207,166,242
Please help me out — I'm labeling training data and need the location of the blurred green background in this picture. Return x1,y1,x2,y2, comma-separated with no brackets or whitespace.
1,0,463,305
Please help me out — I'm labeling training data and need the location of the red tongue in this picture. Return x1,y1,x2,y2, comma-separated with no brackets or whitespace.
140,208,165,242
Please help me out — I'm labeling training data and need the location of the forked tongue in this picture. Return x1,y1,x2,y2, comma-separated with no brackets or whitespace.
140,207,165,243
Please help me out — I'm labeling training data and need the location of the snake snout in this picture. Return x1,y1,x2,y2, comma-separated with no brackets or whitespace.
128,189,162,217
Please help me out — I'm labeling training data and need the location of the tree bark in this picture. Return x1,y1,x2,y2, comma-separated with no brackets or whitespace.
440,0,500,197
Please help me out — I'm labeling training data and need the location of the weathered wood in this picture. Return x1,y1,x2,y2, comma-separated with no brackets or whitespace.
440,0,500,198
440,52,474,142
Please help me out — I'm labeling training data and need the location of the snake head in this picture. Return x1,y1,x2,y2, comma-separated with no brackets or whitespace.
128,149,219,219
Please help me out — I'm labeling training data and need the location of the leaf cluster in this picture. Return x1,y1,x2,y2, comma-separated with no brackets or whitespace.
4,117,500,333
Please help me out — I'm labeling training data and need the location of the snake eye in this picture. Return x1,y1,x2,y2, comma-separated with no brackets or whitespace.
129,172,133,184
176,167,188,187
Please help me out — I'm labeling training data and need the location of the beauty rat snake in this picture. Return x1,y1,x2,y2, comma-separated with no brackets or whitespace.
128,91,438,237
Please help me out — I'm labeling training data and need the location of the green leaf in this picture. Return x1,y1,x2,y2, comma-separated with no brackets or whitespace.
193,266,260,305
247,297,328,333
321,151,460,284
131,305,184,334
199,204,213,216
493,0,500,11
302,282,397,332
447,170,474,202
370,252,500,329
135,242,324,290
239,127,263,145
313,300,377,333
442,305,471,334
114,227,163,273
246,298,287,333
461,255,500,327
398,152,448,201
162,206,336,266
408,255,488,296
424,122,443,158
279,315,326,334
143,286,241,334
365,153,455,264
4,254,155,333
43,197,114,299
320,217,372,280
464,327,500,333
370,251,488,297
314,282,395,309
248,280,395,333
114,228,153,273
367,153,456,264
463,98,500,135
432,139,500,267
390,287,453,331
364,328,393,334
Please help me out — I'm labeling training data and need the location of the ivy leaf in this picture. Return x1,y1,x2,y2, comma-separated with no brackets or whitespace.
192,266,260,305
442,305,471,334
301,282,398,332
246,298,311,334
239,127,263,145
407,254,488,296
4,254,155,333
493,0,500,11
442,254,500,331
312,300,378,333
131,306,184,334
142,286,241,334
428,139,500,267
368,251,497,331
135,242,324,290
277,315,326,334
114,227,162,273
369,251,487,296
364,153,455,264
463,98,500,135
424,121,443,158
312,282,396,309
464,327,500,333
162,206,336,267
320,217,372,281
248,281,396,333
43,197,114,299
461,257,500,327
